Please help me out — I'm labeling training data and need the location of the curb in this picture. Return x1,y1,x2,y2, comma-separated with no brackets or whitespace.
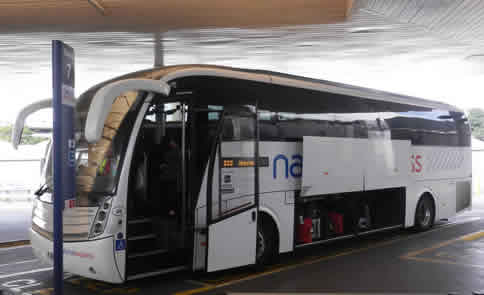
0,197,33,202
0,240,30,249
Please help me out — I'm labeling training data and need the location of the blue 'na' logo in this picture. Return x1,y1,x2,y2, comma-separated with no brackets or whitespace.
273,154,302,179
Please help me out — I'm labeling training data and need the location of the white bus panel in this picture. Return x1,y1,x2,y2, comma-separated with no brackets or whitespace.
301,136,366,196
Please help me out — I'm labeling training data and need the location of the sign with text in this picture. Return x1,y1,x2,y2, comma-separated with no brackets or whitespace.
52,40,76,295
53,41,76,208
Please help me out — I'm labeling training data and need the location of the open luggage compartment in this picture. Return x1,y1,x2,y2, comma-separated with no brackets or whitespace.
296,187,405,246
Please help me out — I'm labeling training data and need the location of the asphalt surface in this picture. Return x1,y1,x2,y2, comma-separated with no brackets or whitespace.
0,201,32,243
206,218,484,295
0,198,483,295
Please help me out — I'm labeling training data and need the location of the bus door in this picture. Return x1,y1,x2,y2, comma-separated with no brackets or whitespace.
206,107,259,272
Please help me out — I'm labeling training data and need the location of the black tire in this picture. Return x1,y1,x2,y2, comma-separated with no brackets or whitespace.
256,218,278,266
414,194,435,231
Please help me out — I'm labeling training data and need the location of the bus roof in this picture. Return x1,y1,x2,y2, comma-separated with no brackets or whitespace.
79,64,462,114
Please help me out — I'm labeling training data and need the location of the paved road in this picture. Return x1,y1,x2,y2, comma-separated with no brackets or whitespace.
207,218,484,295
200,197,484,295
0,198,483,295
0,201,32,243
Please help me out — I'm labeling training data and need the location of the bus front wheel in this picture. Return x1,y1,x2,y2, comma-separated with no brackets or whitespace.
256,217,278,265
414,194,435,231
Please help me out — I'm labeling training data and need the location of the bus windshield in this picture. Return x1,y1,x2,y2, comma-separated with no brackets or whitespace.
42,90,142,206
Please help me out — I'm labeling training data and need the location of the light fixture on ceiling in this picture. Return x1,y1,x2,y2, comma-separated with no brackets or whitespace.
347,26,391,34
87,0,107,16
465,54,484,62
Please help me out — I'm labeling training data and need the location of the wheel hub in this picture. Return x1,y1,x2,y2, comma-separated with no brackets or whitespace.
419,201,432,227
256,230,266,260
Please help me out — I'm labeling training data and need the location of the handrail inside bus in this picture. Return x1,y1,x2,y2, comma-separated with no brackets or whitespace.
12,98,52,149
85,78,171,143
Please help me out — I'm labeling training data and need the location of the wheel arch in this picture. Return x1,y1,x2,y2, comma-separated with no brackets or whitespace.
414,189,437,224
258,207,281,253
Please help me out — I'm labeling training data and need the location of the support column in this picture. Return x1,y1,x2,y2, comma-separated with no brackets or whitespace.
154,33,164,67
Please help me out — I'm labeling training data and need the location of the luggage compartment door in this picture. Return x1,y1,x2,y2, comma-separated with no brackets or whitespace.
301,136,367,197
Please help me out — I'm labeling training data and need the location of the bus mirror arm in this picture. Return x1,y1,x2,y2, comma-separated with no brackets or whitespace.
11,98,52,149
85,79,171,143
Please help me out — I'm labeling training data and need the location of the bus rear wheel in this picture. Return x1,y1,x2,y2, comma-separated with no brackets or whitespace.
414,194,435,231
256,218,277,265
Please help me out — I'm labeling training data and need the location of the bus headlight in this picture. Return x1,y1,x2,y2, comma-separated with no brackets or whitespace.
89,198,112,239
98,211,106,222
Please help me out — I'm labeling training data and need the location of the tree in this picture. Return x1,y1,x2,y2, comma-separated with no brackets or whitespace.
0,125,48,145
468,108,484,140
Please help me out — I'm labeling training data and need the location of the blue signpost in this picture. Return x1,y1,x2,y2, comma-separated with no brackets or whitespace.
52,40,76,295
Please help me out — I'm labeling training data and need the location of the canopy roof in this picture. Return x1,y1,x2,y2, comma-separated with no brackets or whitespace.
0,0,353,33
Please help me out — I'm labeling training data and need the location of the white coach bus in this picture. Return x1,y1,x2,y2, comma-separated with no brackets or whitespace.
13,65,472,283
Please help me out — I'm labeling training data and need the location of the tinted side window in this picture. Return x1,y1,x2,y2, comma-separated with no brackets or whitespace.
252,80,468,147
258,110,372,141
384,110,469,147
454,112,471,147
222,106,256,141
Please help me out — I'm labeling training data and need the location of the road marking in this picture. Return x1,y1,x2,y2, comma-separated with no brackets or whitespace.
175,285,216,295
184,280,212,287
460,230,484,241
402,229,484,259
0,267,52,280
0,240,30,249
401,229,484,269
401,238,458,259
0,259,38,268
0,244,31,252
64,276,140,294
175,218,480,295
403,256,484,269
31,288,54,294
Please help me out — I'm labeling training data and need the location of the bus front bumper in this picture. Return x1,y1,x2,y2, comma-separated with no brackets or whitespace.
30,229,125,283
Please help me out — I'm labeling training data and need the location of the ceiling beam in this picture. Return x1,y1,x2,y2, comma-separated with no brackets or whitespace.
346,0,354,17
0,0,353,33
87,0,107,16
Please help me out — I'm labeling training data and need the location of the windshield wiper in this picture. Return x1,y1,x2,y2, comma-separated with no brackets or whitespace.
34,183,50,197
